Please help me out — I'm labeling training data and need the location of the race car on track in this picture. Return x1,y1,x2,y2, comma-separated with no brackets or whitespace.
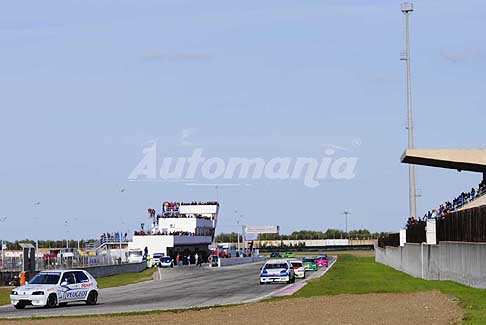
159,256,174,268
151,253,164,267
316,255,329,268
302,257,318,271
282,252,296,258
289,260,305,279
259,259,295,284
10,270,98,309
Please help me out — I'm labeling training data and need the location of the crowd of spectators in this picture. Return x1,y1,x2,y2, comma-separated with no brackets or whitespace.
162,201,219,213
133,230,213,237
158,213,211,220
99,232,128,242
407,179,486,226
180,201,219,206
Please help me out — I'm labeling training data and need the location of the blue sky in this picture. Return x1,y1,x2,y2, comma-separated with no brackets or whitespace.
0,0,485,240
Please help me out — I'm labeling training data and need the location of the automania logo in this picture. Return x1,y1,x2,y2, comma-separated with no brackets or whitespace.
128,142,359,188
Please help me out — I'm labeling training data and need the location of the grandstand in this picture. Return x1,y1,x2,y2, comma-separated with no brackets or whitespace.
377,148,486,288
127,201,219,259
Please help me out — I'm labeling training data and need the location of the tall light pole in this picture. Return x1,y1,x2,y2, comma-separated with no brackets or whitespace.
64,220,70,249
32,201,41,250
341,211,351,237
0,217,6,269
401,2,417,219
234,210,244,254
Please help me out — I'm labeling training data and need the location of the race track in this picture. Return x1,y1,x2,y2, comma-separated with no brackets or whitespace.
0,260,332,319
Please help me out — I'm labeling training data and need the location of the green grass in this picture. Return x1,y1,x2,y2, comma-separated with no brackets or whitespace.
0,288,10,306
293,255,486,324
97,267,156,289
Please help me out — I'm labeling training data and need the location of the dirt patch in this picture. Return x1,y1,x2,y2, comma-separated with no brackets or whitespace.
2,291,461,325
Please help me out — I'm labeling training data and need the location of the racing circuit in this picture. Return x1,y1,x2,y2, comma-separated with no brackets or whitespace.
0,258,334,319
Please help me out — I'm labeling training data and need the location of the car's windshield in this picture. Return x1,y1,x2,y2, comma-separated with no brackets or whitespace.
153,254,163,258
29,273,61,285
161,257,171,262
303,258,315,263
265,263,288,269
129,251,142,257
291,262,302,267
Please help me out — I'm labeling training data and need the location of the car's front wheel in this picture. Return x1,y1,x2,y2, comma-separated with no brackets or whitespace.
46,294,58,308
86,290,98,305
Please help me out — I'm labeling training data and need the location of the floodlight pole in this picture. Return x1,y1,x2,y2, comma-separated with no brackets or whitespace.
0,217,6,269
402,2,417,219
342,211,351,238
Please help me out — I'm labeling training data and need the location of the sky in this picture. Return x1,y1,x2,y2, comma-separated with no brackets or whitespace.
0,0,485,241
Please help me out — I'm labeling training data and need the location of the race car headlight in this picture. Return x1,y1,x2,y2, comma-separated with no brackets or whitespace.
32,291,45,296
11,290,18,295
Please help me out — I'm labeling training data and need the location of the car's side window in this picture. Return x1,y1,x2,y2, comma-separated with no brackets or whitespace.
74,271,89,283
61,272,76,285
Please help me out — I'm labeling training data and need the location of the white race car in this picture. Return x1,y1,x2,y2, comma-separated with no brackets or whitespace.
159,256,174,268
259,259,296,284
10,270,98,309
289,259,306,279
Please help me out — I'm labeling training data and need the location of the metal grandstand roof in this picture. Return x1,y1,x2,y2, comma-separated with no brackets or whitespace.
401,149,486,173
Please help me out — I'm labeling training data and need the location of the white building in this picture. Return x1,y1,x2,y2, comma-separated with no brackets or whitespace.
128,202,219,259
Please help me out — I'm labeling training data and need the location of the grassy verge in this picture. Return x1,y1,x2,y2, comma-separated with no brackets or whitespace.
294,254,486,324
0,288,10,306
97,267,156,289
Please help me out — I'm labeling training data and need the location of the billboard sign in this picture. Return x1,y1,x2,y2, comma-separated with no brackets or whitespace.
245,226,279,234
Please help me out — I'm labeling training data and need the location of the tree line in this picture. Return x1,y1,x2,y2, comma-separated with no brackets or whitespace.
215,229,385,242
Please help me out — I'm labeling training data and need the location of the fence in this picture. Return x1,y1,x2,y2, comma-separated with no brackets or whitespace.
378,233,399,248
437,205,486,242
0,255,122,272
406,221,426,243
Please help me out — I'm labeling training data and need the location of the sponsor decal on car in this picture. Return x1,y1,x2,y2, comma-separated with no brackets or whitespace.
64,290,88,299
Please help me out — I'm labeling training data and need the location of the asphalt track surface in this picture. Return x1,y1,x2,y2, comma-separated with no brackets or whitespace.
0,260,332,319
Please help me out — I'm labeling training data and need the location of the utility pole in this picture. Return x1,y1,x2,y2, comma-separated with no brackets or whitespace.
401,2,417,219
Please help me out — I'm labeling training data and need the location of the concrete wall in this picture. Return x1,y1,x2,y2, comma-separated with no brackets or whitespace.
78,262,147,278
401,243,422,278
256,239,376,248
219,256,266,267
376,241,486,289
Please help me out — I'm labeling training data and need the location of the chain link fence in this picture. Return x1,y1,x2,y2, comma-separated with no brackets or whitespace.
1,255,122,272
